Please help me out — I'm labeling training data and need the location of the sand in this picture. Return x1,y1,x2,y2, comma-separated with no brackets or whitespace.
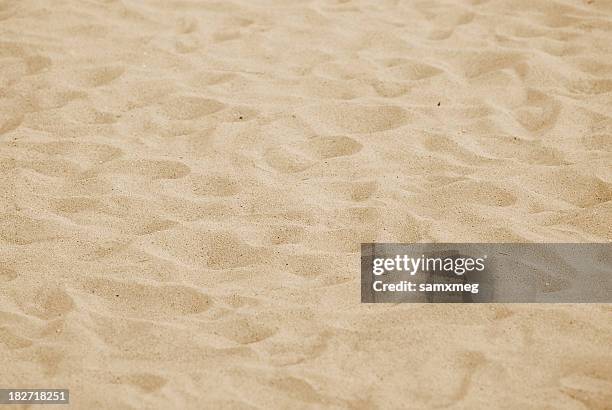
1,0,611,408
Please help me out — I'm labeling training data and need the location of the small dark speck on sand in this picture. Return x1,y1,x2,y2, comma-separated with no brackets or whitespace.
437,102,441,106
239,116,244,120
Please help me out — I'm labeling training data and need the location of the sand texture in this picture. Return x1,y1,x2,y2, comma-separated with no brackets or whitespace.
1,0,612,408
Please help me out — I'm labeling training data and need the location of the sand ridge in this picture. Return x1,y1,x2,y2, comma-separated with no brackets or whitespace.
1,0,612,408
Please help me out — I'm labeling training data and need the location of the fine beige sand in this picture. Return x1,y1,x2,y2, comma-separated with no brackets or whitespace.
1,0,611,408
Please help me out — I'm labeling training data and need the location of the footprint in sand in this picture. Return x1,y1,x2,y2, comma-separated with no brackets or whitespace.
82,277,211,317
191,174,241,197
212,316,277,345
120,373,168,393
0,214,62,245
382,58,444,81
72,65,125,88
305,135,362,159
17,287,75,320
302,103,409,134
513,89,560,133
102,159,191,179
0,266,17,282
161,95,225,120
0,327,33,349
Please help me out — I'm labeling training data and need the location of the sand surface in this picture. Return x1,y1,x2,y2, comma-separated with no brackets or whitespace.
1,0,612,408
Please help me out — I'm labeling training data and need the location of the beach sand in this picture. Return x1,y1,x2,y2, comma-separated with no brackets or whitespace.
1,0,611,408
